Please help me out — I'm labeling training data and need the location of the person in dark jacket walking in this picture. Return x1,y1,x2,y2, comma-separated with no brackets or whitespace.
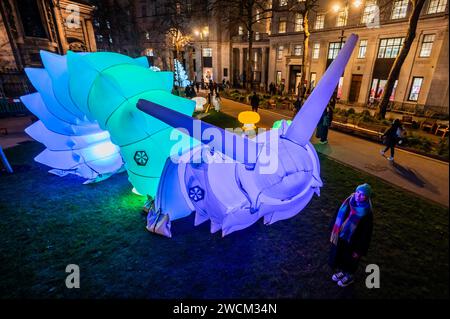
329,183,373,287
250,91,260,112
318,104,333,144
293,96,302,115
380,119,403,161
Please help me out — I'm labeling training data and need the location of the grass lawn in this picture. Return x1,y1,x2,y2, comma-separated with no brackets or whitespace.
0,112,448,299
198,109,241,128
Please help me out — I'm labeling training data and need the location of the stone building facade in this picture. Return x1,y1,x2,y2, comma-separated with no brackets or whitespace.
267,0,449,114
144,0,447,114
0,0,96,97
4,0,445,113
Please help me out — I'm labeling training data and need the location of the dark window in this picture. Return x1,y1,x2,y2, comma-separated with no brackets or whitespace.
193,59,196,72
17,0,47,38
203,57,212,68
223,68,228,77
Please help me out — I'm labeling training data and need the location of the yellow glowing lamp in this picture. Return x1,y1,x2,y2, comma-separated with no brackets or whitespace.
238,111,260,131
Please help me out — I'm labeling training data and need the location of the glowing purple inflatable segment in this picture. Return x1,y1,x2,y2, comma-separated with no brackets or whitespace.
137,99,262,165
142,34,359,237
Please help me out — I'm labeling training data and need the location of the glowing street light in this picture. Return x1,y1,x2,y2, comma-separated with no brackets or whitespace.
332,3,341,12
353,0,362,8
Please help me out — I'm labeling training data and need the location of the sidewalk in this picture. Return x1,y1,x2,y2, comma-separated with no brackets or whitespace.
219,97,449,207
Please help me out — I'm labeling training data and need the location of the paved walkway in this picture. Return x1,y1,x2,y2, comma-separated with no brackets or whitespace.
219,97,449,207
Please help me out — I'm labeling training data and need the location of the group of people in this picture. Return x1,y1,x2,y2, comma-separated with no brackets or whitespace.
268,82,285,96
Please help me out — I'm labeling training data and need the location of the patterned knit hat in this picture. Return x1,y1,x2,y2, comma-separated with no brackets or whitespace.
356,183,372,197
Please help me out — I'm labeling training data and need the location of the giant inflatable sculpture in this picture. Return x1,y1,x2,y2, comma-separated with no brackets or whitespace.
22,51,197,193
23,34,358,238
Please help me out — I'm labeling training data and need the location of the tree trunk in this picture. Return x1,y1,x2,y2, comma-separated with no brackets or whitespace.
246,29,254,92
300,11,310,101
187,47,195,81
378,0,426,119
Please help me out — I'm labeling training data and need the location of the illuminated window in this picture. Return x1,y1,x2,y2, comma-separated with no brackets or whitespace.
408,77,423,101
255,31,260,41
277,46,284,59
295,14,304,32
336,9,348,27
312,43,320,59
279,0,288,6
239,26,244,35
278,18,287,33
358,39,368,58
427,0,447,13
361,0,378,24
328,42,344,59
377,37,404,58
391,0,408,19
145,48,154,56
315,14,325,29
276,71,282,84
419,34,435,57
202,48,212,57
294,44,303,56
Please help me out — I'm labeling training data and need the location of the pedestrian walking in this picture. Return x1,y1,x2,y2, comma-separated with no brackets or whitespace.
329,183,373,287
195,81,200,93
269,82,275,95
293,96,302,115
380,119,404,161
213,92,222,112
318,104,333,144
250,91,260,113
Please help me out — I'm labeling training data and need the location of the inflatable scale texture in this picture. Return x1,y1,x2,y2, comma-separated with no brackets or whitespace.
23,34,358,238
22,51,197,193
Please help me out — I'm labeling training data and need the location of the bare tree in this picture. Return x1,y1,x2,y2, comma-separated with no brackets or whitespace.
143,0,206,71
287,0,319,100
209,0,275,91
378,0,426,119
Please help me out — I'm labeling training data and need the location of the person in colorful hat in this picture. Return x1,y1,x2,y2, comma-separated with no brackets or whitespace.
329,183,374,287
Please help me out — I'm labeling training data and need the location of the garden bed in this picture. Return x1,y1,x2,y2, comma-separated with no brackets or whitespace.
332,108,449,162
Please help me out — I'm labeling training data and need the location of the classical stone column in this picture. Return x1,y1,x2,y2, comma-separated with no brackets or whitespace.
239,47,244,84
261,47,267,91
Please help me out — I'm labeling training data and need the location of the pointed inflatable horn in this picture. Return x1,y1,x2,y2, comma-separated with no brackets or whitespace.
137,99,262,165
284,34,358,145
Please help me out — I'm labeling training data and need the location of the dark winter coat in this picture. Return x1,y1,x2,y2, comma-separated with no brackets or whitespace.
383,124,401,146
328,206,373,273
250,94,260,108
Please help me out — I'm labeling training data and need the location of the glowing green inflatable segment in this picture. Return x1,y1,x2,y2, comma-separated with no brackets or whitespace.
272,119,292,129
66,51,198,197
